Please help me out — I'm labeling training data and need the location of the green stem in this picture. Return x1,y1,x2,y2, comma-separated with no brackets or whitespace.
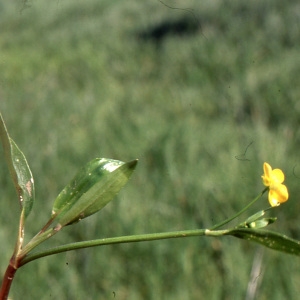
19,189,268,266
210,187,268,230
20,228,229,267
19,228,58,259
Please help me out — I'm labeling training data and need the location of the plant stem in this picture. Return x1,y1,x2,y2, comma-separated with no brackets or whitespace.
19,228,58,259
0,261,17,300
0,210,26,299
210,187,268,230
20,228,229,266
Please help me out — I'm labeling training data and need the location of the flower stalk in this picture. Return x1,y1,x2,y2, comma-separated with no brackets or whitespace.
210,187,268,230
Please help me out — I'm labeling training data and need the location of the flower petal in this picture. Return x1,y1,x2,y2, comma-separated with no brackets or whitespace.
268,190,281,207
272,169,285,184
268,183,289,207
262,162,273,186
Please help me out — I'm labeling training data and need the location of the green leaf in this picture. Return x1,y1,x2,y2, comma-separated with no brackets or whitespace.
0,113,35,219
245,210,265,224
52,158,138,228
227,228,300,256
237,210,266,228
247,217,276,229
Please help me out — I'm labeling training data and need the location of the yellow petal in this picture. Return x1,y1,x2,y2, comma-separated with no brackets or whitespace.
268,183,289,207
272,169,285,184
262,162,273,186
268,191,280,207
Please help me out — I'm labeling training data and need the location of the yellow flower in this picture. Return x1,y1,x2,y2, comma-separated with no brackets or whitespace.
261,162,289,207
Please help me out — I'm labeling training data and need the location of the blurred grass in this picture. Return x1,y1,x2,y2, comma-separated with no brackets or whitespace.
1,0,300,299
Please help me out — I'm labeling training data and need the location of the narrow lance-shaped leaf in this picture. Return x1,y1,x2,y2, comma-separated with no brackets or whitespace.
52,158,138,228
226,228,300,256
0,113,35,219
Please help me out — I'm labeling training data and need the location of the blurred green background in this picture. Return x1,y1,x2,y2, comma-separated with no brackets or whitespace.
1,0,300,299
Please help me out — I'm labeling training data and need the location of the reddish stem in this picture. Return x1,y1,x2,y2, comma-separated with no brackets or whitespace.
0,262,18,300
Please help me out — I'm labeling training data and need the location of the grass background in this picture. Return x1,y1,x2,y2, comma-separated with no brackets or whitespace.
1,0,300,299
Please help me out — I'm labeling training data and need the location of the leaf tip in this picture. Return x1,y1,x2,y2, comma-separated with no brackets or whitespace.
128,159,138,169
